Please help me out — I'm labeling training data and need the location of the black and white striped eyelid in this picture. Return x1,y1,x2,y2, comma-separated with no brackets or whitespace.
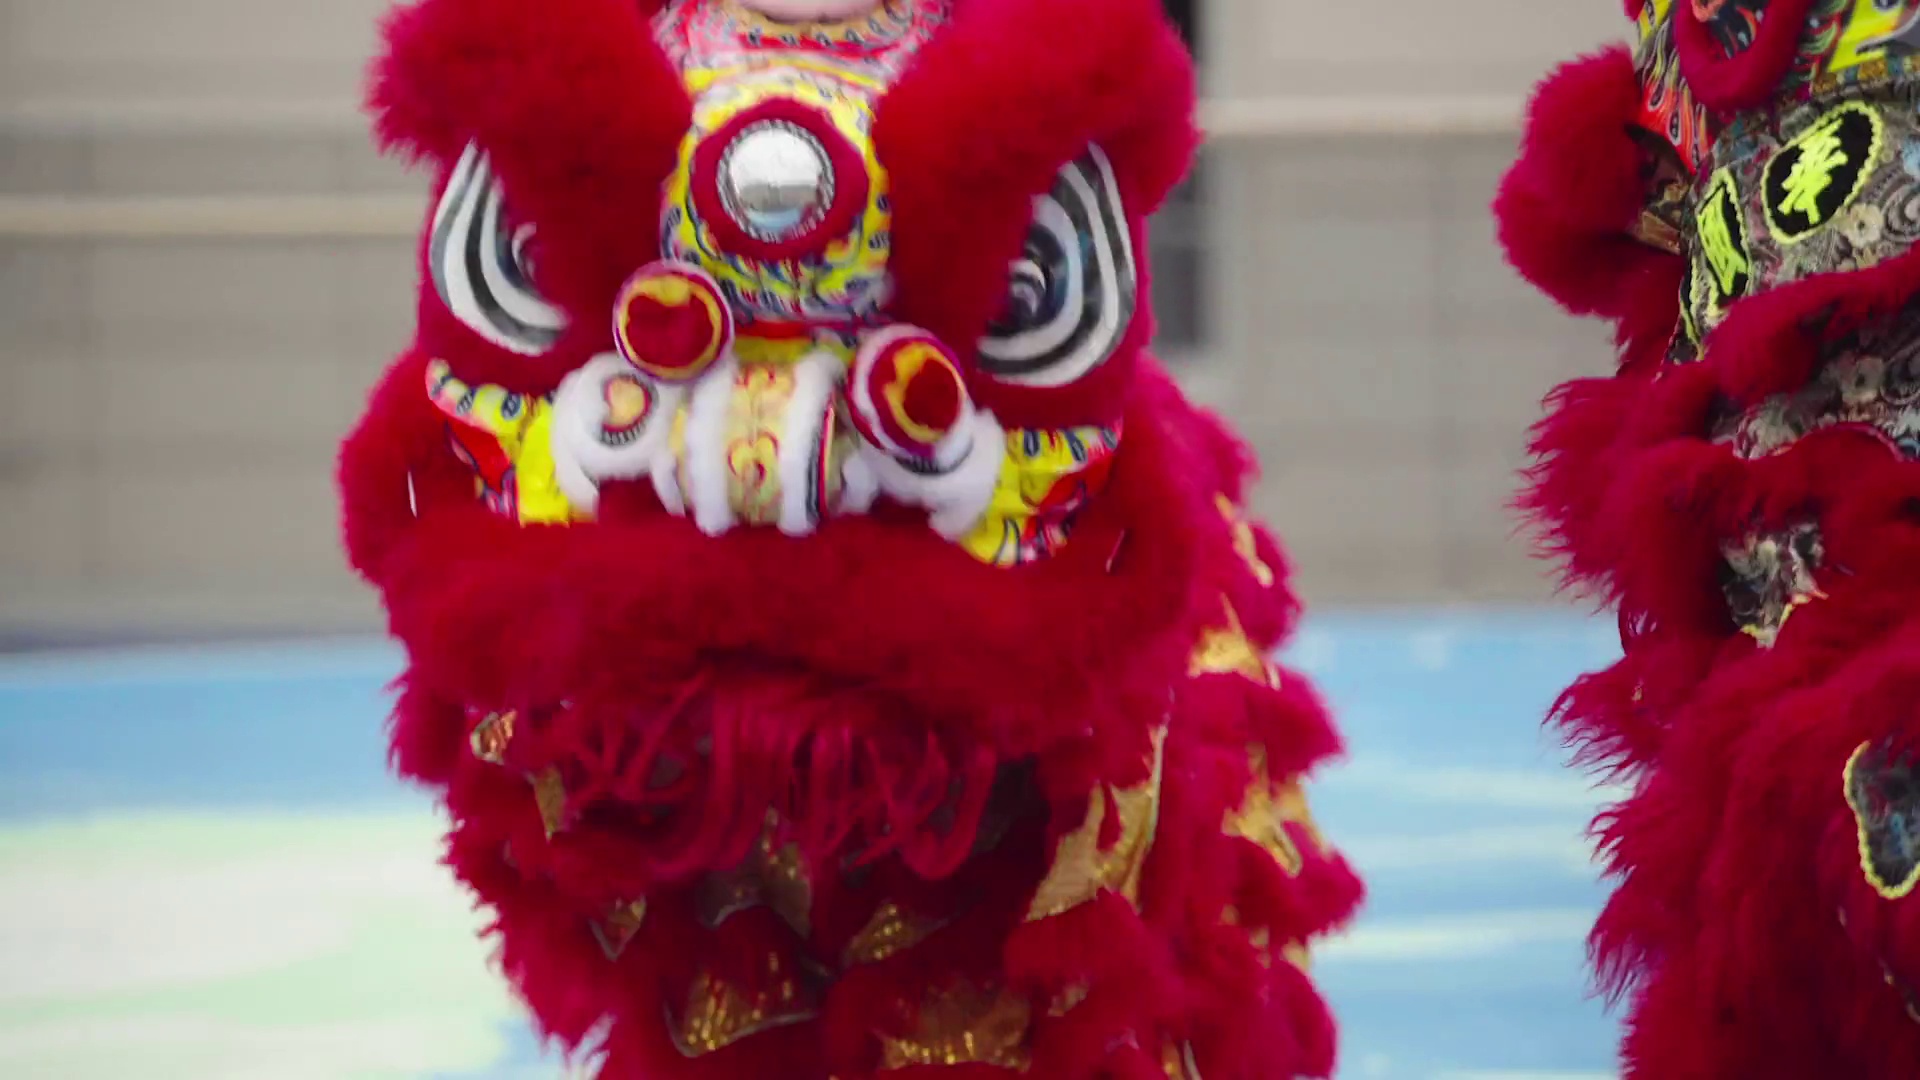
977,145,1138,388
429,142,567,356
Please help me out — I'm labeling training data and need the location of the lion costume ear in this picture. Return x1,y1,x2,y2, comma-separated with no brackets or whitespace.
369,0,691,313
369,0,684,169
874,0,1197,362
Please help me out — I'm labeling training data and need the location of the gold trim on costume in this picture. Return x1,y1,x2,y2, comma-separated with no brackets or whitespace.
1216,494,1275,587
1026,727,1166,921
695,818,816,936
1189,602,1277,686
671,957,817,1057
843,900,943,966
877,981,1033,1069
531,768,568,838
1225,747,1328,878
1161,1038,1203,1078
591,899,649,960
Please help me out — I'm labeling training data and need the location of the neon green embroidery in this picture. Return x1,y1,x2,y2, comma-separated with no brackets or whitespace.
1778,123,1850,222
1697,170,1749,307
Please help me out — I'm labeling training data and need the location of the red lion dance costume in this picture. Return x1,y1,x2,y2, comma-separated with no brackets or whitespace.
336,1,1362,1076
1501,0,1920,1075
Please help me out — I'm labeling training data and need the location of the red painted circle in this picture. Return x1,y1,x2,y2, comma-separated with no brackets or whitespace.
611,263,732,382
855,334,967,456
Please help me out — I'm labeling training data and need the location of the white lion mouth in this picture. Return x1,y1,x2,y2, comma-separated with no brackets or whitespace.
549,349,1004,540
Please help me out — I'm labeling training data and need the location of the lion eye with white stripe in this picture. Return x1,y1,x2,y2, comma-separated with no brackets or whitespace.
429,142,568,356
976,146,1137,388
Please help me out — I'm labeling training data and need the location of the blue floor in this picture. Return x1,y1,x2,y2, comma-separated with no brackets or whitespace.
0,608,1624,1079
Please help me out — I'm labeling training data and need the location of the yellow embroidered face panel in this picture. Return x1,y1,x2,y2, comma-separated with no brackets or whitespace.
660,63,896,328
421,0,1143,566
652,0,944,332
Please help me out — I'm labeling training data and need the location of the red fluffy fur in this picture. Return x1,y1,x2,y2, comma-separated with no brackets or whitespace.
371,0,690,393
357,364,1361,1079
1707,247,1920,406
1500,6,1920,1076
1592,596,1920,1078
345,0,1356,1076
875,0,1198,429
1501,47,1689,597
1494,48,1666,322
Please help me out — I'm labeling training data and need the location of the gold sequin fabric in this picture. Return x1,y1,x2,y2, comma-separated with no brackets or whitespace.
842,900,944,966
459,546,1337,1072
1217,495,1276,588
1189,603,1275,685
670,957,817,1057
591,899,649,960
876,981,1033,1069
464,707,571,837
530,768,568,837
695,820,815,937
1225,747,1328,878
1026,727,1166,921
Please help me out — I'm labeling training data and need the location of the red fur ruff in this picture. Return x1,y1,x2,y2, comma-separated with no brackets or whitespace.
344,1,1358,1076
1502,3,1920,1076
361,367,1363,1079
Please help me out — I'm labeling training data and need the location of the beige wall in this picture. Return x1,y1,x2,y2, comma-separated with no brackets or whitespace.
1208,0,1626,99
0,0,1627,640
2,0,384,119
1195,134,1615,605
4,0,1628,114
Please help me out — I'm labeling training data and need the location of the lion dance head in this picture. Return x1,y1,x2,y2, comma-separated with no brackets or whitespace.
338,1,1360,1076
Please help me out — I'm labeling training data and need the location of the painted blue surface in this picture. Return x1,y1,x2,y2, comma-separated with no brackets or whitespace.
0,608,1625,1079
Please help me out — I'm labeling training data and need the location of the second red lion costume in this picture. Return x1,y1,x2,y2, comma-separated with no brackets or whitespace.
337,0,1361,1076
1501,0,1920,1075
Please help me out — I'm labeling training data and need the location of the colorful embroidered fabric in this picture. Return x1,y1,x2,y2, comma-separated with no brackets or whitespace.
426,360,581,524
958,426,1121,566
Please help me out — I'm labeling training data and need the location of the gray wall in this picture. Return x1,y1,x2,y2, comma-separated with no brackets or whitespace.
0,0,1627,641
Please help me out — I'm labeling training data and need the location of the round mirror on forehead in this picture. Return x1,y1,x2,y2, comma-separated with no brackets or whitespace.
720,122,834,242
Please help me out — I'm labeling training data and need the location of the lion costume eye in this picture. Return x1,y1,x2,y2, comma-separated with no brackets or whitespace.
429,142,567,355
977,145,1137,387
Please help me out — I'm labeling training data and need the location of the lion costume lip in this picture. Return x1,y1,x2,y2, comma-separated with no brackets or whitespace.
376,365,1202,728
